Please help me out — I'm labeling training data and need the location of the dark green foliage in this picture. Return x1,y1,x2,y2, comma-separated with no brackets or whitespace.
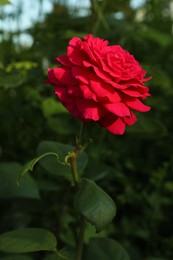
0,0,173,259
83,238,130,260
74,178,116,232
0,228,57,253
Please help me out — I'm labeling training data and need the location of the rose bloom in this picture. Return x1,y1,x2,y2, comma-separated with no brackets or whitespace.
46,34,151,135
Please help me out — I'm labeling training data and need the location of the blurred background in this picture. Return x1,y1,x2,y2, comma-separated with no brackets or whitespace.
0,0,173,259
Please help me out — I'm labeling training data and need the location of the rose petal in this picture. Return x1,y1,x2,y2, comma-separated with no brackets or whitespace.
76,98,105,121
63,102,83,120
89,74,121,102
54,86,72,103
81,41,97,63
92,65,129,90
100,58,122,80
72,66,90,84
67,85,82,97
47,68,59,85
84,34,109,48
125,98,151,112
54,87,83,120
104,102,130,117
123,111,137,126
56,55,72,67
106,118,126,135
53,67,77,86
121,88,146,97
82,35,108,63
79,84,97,101
99,116,126,135
67,38,85,66
143,76,152,82
69,37,82,47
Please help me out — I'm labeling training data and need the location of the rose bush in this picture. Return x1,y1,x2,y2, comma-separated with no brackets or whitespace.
47,34,151,134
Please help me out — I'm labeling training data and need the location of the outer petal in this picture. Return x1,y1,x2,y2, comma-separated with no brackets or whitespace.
56,55,72,67
122,111,137,126
67,37,84,66
125,98,151,112
53,67,77,86
54,86,72,103
54,87,83,120
106,118,126,135
69,37,82,47
46,68,59,85
99,116,126,135
121,89,145,98
103,102,130,117
62,102,82,120
75,98,105,121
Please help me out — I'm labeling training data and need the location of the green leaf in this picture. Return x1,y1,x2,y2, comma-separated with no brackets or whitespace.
37,141,88,179
0,0,11,6
42,98,67,118
84,238,130,260
138,25,172,47
44,248,75,260
47,117,75,135
0,255,33,260
0,72,24,88
57,248,75,260
43,254,63,260
164,182,173,193
37,178,63,192
74,178,116,232
0,228,57,253
0,162,39,199
84,223,107,243
145,258,166,260
6,61,38,71
17,152,59,184
83,162,113,181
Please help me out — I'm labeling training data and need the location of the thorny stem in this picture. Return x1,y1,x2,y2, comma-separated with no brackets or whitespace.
70,122,85,186
70,122,86,260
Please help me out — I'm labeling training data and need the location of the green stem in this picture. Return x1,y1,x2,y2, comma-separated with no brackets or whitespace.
69,122,86,259
77,122,85,149
71,122,85,185
70,153,80,186
76,216,86,260
70,154,86,260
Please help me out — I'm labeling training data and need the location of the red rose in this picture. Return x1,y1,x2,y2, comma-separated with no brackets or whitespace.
47,34,151,135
